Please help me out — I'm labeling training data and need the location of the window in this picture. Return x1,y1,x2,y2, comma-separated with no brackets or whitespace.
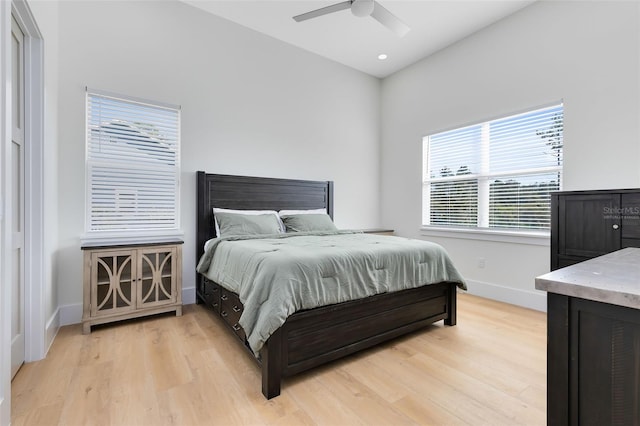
423,104,563,231
85,89,181,242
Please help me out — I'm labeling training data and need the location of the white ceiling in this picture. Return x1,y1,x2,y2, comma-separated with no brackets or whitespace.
180,0,536,78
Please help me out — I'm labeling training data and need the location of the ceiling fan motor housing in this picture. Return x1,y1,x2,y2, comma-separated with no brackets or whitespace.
351,0,375,17
292,0,409,38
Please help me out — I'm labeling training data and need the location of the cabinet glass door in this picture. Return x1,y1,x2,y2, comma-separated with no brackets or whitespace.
91,250,136,316
137,246,176,308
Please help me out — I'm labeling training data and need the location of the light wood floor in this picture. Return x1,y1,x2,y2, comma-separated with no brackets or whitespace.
11,293,546,426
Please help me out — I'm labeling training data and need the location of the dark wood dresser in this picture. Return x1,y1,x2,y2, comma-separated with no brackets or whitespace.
551,189,640,270
546,189,640,424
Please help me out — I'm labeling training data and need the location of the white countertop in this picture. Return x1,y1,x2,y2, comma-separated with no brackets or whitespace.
535,248,640,309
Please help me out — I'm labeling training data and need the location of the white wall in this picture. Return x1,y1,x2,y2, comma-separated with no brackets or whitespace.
54,0,381,316
31,0,640,324
381,0,640,310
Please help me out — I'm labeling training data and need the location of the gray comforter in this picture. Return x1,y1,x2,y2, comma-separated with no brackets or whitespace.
196,231,465,354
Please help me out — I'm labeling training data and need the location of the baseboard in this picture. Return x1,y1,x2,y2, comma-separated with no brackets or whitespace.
59,303,83,326
58,287,197,326
45,308,60,353
182,286,195,304
464,279,547,312
0,395,7,426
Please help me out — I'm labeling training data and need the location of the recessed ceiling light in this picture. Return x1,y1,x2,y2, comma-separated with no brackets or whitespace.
378,54,388,60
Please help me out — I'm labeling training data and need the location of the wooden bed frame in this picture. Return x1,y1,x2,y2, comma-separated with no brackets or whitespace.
195,171,458,399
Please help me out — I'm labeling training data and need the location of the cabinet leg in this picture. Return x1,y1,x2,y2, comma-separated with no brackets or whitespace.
82,322,91,335
175,306,183,317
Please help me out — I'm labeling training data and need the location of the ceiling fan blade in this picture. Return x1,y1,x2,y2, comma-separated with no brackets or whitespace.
293,1,352,22
371,1,410,37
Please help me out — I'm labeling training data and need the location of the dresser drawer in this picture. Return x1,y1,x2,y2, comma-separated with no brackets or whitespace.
220,288,245,341
203,278,220,312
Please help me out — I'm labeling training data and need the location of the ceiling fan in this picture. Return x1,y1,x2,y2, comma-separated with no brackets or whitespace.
293,0,410,37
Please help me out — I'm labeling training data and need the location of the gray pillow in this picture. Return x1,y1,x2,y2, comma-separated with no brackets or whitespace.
215,212,282,237
281,214,338,232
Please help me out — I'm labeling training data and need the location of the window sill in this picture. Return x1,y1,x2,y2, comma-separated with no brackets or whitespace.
420,226,549,246
81,230,185,247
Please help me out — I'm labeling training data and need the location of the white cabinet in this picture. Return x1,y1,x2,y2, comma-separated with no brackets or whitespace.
82,242,183,334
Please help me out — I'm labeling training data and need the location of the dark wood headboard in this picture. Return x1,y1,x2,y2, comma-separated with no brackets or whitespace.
196,172,334,264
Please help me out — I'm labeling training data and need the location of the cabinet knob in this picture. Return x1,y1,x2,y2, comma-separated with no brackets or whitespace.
613,224,620,230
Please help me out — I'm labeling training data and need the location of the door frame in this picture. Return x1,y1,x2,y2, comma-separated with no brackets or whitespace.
11,0,45,363
1,0,44,422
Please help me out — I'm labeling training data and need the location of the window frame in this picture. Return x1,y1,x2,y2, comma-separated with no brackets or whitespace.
82,88,183,245
422,103,563,237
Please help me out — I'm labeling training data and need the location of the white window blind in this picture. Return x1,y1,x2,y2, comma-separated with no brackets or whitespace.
86,90,180,239
423,104,563,231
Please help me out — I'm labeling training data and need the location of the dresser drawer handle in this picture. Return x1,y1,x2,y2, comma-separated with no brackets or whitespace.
232,305,241,313
221,294,228,301
221,311,228,317
232,323,241,331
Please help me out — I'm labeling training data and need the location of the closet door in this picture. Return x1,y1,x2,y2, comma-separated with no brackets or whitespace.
11,15,25,379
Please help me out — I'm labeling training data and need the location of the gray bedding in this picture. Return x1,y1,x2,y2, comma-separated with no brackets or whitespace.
196,231,466,354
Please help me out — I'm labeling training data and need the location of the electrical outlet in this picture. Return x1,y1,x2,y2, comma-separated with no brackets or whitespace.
477,257,486,269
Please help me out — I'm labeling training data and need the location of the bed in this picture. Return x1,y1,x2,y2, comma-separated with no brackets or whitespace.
195,171,464,399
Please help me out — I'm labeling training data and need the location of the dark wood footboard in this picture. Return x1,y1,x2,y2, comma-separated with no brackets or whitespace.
260,281,456,398
197,276,457,399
